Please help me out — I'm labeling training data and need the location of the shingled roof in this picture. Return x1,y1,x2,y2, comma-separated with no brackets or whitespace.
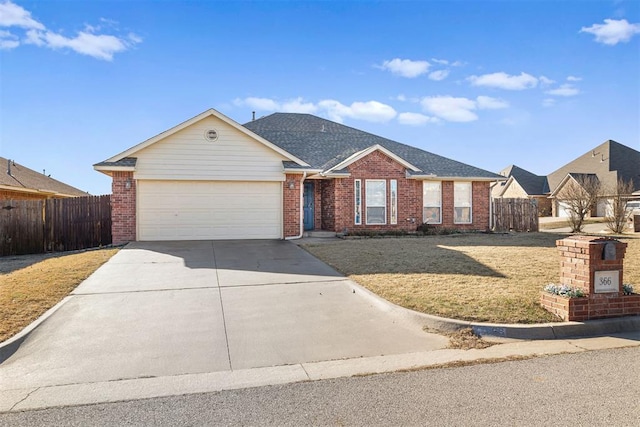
547,140,640,193
243,113,501,179
499,165,549,195
0,157,87,197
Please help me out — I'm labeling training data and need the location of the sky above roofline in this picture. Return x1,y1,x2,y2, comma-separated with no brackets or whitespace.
1,0,638,195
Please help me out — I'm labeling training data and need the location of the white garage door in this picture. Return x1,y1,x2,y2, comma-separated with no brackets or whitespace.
558,201,572,218
137,180,282,240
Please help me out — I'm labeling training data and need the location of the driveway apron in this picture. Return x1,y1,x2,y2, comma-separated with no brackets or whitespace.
0,240,447,391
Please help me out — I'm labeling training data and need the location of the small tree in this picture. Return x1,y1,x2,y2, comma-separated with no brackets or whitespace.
605,178,634,234
559,175,601,232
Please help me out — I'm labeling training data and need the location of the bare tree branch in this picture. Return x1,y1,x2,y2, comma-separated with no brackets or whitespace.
558,175,601,232
605,178,634,234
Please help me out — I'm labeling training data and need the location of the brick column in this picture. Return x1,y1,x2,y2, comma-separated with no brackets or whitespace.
283,174,301,238
542,236,639,321
111,171,136,244
557,236,627,294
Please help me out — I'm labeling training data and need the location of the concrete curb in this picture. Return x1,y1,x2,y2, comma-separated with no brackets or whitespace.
0,296,73,364
346,278,640,340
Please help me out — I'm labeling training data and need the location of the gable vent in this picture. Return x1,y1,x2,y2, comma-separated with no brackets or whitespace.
204,129,219,142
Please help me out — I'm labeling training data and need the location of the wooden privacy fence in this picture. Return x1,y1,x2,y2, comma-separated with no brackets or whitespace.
0,195,111,256
493,198,539,232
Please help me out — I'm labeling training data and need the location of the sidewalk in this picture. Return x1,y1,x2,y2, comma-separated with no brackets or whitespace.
2,330,639,412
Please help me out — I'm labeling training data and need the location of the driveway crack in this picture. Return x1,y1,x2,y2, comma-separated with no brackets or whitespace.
212,242,233,371
10,387,40,411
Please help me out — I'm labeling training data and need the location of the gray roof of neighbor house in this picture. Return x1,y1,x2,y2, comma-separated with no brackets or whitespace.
243,113,502,179
0,157,88,197
547,140,640,193
499,165,550,195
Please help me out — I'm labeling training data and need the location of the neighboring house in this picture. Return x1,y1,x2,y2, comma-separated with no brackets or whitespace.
492,165,551,216
495,140,640,218
547,140,640,217
1,157,87,200
94,109,503,243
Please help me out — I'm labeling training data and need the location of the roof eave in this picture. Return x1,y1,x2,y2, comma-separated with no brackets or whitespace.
0,184,82,198
408,175,505,182
283,168,324,175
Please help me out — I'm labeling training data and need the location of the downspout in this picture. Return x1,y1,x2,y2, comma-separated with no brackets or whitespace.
489,188,494,231
284,171,307,240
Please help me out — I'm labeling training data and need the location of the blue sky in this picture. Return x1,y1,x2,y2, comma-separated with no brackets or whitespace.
1,0,639,195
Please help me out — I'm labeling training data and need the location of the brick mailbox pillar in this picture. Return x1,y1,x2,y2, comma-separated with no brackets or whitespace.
541,236,640,321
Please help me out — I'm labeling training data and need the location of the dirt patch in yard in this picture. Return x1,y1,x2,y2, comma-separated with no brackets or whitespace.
0,248,118,343
303,233,640,324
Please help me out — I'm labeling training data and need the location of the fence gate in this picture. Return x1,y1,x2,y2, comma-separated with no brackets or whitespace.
1,195,111,256
493,198,539,232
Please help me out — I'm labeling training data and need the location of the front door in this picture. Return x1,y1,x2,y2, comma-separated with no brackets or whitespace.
303,182,315,231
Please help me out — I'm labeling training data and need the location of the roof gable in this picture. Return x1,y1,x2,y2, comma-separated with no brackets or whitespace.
1,157,87,197
324,144,421,175
550,173,599,197
96,109,309,170
243,113,502,180
498,164,549,195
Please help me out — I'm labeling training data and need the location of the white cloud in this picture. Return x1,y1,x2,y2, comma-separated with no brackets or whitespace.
428,69,450,81
467,72,538,90
0,1,140,60
320,100,397,123
235,97,397,123
0,29,18,49
542,98,556,107
0,0,44,29
234,97,280,111
31,30,135,61
281,97,318,114
420,96,478,122
397,112,438,126
396,94,407,102
378,58,430,78
580,18,640,45
431,58,448,65
476,96,509,110
545,84,580,97
566,75,582,81
539,75,555,86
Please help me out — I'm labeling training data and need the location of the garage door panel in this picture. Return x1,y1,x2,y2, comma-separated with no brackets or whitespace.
138,181,282,240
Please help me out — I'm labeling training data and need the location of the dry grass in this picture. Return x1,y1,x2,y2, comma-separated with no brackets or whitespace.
444,328,494,350
0,248,118,342
303,233,640,324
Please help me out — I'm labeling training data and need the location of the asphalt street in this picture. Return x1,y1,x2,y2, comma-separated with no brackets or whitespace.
1,346,639,426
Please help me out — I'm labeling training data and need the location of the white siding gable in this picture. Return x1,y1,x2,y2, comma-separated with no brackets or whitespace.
134,116,287,181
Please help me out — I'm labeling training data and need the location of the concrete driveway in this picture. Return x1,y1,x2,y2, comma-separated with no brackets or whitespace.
0,240,447,390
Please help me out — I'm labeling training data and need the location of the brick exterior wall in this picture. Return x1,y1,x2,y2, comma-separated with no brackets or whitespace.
283,173,302,238
111,171,136,244
541,236,639,321
317,150,492,233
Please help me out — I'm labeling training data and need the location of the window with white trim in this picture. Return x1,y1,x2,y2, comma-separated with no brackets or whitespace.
423,181,441,223
366,179,386,224
454,182,472,224
354,179,362,225
390,180,397,225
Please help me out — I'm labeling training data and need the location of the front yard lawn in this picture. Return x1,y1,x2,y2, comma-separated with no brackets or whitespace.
0,248,118,343
303,233,640,324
